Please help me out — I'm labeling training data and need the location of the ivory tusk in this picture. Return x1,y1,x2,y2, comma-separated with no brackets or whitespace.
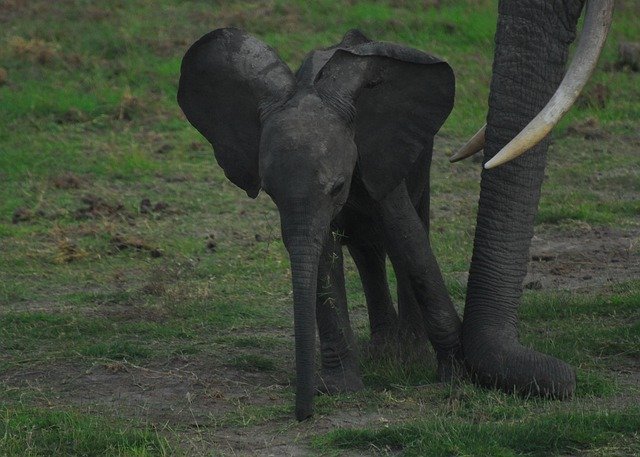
484,0,614,169
449,125,486,162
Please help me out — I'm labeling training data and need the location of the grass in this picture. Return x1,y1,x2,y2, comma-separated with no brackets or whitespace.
0,0,638,455
1,406,172,456
315,408,640,456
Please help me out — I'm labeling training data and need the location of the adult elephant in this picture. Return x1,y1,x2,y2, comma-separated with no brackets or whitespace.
452,0,613,398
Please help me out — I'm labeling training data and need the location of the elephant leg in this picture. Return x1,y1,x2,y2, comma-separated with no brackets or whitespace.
316,232,364,394
347,240,398,355
396,185,430,355
396,269,429,360
378,181,463,380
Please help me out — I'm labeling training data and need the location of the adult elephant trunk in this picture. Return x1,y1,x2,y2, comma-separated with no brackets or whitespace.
280,208,326,421
463,0,588,397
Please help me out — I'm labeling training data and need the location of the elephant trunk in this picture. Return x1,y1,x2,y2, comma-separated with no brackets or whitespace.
463,0,585,398
281,210,326,421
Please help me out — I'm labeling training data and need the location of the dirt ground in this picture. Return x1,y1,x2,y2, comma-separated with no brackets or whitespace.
527,226,640,291
2,350,404,455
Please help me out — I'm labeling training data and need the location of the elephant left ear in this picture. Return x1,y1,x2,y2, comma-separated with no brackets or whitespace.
314,41,455,201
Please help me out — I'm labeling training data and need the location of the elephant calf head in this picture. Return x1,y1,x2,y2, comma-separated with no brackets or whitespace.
177,28,454,420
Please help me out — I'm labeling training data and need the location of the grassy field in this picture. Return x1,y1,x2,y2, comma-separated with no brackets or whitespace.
1,0,639,455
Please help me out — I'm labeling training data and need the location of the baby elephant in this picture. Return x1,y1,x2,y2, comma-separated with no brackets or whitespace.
178,28,462,420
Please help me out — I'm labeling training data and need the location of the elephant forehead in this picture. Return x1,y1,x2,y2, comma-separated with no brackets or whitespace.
261,114,338,154
268,94,345,134
260,101,354,165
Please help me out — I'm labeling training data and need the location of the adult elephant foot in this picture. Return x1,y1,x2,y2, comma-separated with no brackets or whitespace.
317,362,364,395
463,335,575,398
364,328,400,359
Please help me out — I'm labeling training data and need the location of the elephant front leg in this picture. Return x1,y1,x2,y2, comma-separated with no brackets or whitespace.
396,269,430,362
316,232,364,394
378,182,463,380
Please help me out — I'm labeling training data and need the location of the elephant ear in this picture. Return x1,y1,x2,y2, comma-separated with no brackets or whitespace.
177,28,295,198
314,39,455,200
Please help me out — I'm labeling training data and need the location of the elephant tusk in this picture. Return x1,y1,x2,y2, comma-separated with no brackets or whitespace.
449,125,486,162
484,0,614,169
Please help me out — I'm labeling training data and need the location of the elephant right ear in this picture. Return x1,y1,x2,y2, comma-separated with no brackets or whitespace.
177,28,296,198
313,37,454,201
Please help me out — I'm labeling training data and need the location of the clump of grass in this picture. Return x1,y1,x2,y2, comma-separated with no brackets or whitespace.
7,36,60,64
53,238,88,264
575,370,618,397
219,335,282,350
81,341,151,360
228,354,276,372
110,233,163,258
360,348,437,389
116,88,144,121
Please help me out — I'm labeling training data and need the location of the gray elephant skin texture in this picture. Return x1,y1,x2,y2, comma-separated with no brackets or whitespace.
178,28,463,420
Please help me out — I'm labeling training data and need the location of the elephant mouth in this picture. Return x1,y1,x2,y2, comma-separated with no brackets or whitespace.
449,0,614,168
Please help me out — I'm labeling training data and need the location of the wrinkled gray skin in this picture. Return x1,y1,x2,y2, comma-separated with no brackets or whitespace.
178,28,462,420
464,0,584,400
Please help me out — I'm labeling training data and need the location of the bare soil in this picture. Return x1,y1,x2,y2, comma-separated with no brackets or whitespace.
2,355,412,456
527,225,640,291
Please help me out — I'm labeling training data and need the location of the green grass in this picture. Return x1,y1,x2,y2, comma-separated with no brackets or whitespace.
1,0,638,455
315,408,640,456
228,354,277,372
1,406,172,456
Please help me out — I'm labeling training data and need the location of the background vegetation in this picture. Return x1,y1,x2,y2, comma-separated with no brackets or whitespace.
0,0,638,455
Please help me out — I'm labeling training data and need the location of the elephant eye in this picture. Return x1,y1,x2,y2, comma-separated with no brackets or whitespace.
329,178,346,197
